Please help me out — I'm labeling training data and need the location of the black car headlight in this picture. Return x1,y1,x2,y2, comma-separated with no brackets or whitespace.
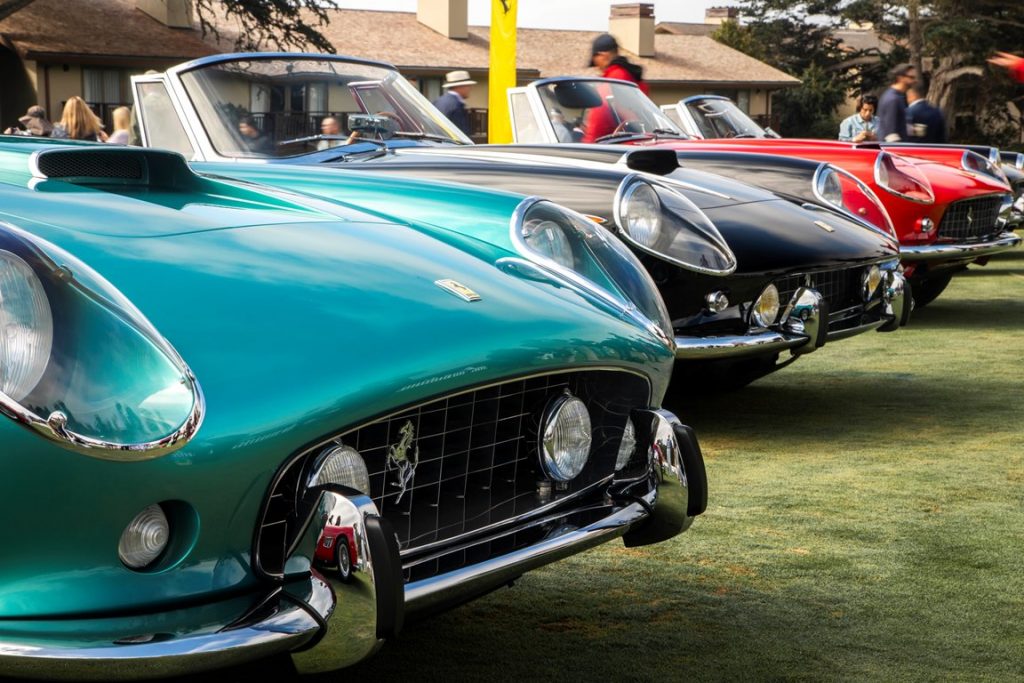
512,198,674,346
613,176,736,275
0,222,203,459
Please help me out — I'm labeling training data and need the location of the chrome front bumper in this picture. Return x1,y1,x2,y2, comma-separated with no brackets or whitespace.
900,231,1021,262
0,412,702,680
674,271,910,360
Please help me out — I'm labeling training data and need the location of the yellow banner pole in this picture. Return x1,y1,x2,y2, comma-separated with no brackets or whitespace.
488,0,517,143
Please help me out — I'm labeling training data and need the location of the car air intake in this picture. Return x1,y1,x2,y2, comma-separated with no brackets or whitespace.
31,148,200,190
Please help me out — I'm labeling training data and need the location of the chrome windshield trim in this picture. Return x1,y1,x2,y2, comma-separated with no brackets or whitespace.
900,232,1022,261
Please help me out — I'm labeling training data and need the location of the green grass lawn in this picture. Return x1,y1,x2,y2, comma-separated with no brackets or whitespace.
331,251,1024,682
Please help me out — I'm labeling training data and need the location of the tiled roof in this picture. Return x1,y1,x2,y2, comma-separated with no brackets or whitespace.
655,21,717,37
307,9,798,86
0,0,217,62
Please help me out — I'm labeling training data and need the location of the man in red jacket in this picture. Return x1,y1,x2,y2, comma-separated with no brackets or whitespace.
989,52,1024,82
582,33,649,142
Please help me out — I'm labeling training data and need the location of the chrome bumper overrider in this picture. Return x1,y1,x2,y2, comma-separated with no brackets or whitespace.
900,231,1022,262
674,272,909,360
0,411,703,680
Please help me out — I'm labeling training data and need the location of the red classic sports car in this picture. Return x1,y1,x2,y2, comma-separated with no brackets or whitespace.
508,80,1020,306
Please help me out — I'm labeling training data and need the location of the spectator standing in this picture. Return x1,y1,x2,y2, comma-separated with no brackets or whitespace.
237,116,273,154
4,105,54,136
433,70,476,138
988,52,1024,82
54,96,107,141
106,106,132,144
838,95,878,142
876,63,917,142
906,86,947,143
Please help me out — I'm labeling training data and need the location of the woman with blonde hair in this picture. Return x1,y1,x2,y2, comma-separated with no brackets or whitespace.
106,106,131,144
54,96,107,142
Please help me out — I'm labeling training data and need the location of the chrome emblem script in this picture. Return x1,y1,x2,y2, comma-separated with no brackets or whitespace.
814,220,836,233
967,208,974,225
387,420,419,502
435,279,481,302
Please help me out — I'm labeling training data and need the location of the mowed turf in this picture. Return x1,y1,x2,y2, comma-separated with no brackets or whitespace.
189,251,1024,683
335,251,1023,683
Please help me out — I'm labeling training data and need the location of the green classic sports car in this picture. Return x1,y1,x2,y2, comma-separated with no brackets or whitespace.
0,135,706,678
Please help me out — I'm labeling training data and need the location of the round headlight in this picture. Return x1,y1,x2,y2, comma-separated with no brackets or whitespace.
817,167,843,206
621,182,663,248
310,445,371,494
615,417,637,471
521,218,574,269
0,249,53,401
540,393,592,482
751,284,781,328
119,504,170,569
862,265,882,301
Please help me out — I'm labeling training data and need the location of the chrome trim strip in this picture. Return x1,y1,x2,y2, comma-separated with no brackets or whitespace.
404,497,651,614
900,232,1022,261
674,330,808,359
0,583,325,680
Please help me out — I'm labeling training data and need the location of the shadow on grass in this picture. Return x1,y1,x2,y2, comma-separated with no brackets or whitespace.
895,295,1024,331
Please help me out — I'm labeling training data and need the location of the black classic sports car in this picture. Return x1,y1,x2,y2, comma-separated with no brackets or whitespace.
131,53,910,388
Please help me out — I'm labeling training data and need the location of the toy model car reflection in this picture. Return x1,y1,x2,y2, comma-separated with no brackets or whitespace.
130,53,909,388
509,79,1020,307
0,135,705,678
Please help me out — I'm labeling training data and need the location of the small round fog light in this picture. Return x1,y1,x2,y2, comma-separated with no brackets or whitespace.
310,445,371,494
862,265,882,301
705,291,729,313
751,284,781,328
615,418,638,471
541,393,592,482
119,504,169,569
918,218,934,233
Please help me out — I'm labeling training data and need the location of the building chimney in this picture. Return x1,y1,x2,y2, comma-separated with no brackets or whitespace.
417,0,468,40
136,0,193,28
704,7,741,25
609,3,655,58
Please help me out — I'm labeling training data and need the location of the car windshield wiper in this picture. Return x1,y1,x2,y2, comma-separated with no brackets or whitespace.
277,133,351,147
651,128,688,139
391,131,467,144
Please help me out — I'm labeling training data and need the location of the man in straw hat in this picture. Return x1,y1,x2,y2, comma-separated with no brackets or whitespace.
433,70,477,137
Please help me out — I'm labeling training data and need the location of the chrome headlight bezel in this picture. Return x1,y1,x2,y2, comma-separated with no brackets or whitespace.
961,150,1010,186
874,152,935,205
0,221,204,460
510,196,675,347
612,175,737,276
812,163,896,238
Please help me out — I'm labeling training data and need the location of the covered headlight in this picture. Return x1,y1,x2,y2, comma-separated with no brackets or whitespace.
874,152,934,204
613,175,736,275
513,198,674,344
0,222,203,459
751,284,780,327
619,182,662,247
540,392,592,482
0,250,53,401
814,164,896,237
961,150,1009,186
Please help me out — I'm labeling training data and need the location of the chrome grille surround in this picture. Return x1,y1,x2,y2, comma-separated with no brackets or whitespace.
937,195,1005,242
253,369,650,582
774,266,866,321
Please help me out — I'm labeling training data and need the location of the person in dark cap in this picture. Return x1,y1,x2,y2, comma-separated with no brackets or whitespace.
581,33,649,143
433,70,477,138
4,105,54,137
589,33,649,95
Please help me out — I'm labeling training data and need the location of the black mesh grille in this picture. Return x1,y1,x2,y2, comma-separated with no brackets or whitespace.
774,266,864,315
36,150,146,181
255,370,649,581
937,195,1005,241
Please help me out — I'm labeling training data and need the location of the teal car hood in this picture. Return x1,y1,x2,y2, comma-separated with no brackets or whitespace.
0,151,671,618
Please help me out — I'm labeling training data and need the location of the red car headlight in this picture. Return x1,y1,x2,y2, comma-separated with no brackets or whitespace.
815,164,896,238
874,152,935,204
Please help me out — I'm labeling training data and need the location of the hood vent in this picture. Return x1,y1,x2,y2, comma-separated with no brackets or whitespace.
30,148,200,190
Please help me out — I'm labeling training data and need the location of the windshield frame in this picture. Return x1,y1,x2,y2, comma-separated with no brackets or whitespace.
135,52,471,162
676,95,770,140
509,77,686,145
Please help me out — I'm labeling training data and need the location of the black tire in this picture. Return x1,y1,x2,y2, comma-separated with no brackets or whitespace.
335,538,353,582
910,271,955,308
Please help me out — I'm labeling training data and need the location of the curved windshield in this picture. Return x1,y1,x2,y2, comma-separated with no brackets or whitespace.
684,98,770,139
534,80,684,144
178,57,471,158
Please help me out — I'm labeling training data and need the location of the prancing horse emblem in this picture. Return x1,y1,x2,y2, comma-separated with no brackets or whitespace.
387,420,419,503
966,207,974,225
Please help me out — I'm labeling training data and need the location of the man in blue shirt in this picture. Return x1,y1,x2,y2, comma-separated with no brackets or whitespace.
433,70,477,138
907,86,947,143
876,63,917,142
838,95,878,142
